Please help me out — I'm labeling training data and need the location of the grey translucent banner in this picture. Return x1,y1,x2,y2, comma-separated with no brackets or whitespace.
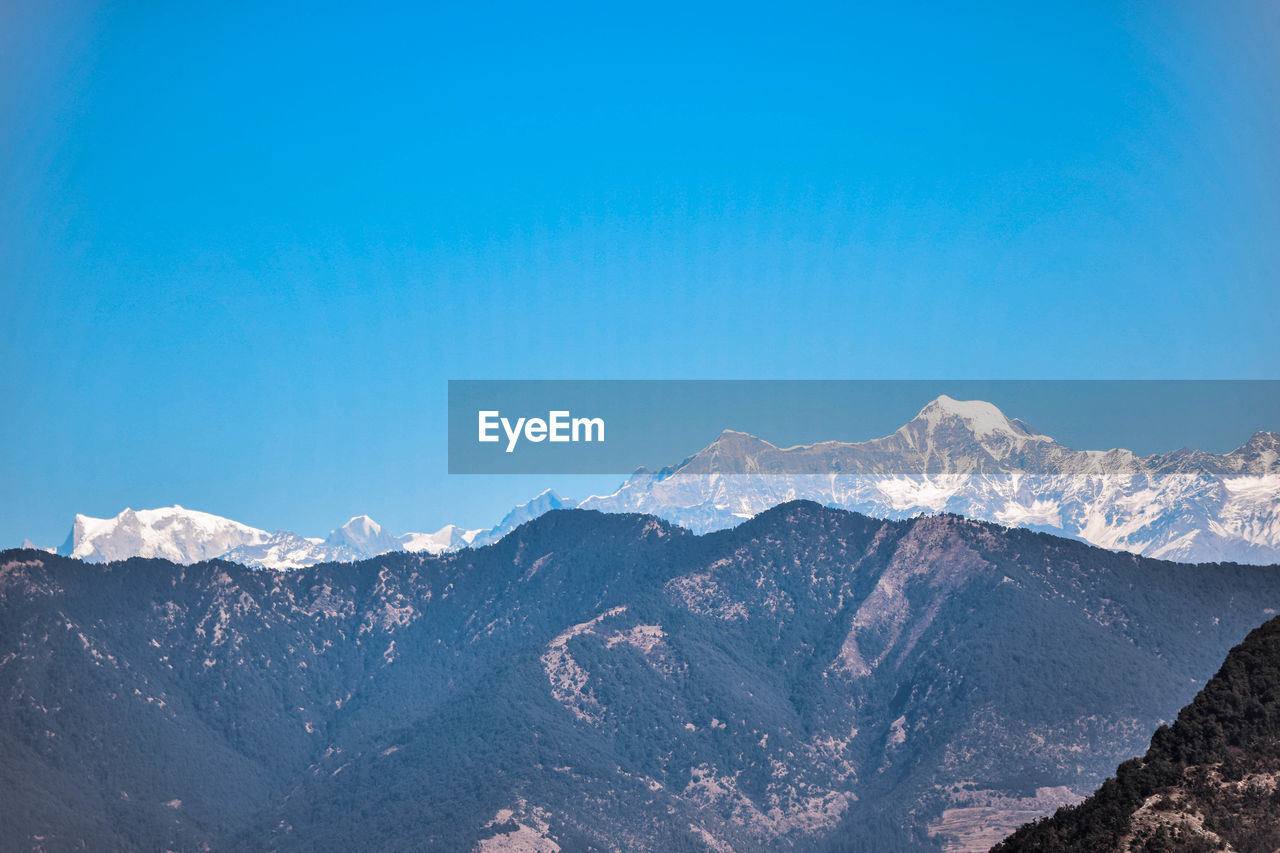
447,380,1279,475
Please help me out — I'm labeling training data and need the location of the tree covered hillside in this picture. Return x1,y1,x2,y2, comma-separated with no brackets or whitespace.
993,616,1280,853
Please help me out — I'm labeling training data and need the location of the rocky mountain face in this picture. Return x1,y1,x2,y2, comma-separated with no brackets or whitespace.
581,396,1280,565
4,504,1280,851
994,615,1280,853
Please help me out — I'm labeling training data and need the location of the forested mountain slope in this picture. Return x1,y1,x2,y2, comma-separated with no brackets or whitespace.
3,503,1279,851
993,615,1280,853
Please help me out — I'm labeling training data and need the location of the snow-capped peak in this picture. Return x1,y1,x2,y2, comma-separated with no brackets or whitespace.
708,429,778,451
911,395,1047,442
225,515,409,570
400,524,483,555
325,515,400,554
468,490,575,548
65,505,271,564
340,515,383,537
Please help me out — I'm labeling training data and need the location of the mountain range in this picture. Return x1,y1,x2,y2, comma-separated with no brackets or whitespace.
3,503,1280,851
580,396,1280,565
38,397,1280,568
59,506,484,568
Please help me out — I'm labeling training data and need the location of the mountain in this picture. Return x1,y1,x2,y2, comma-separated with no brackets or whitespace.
399,523,483,554
62,505,274,563
222,516,413,569
469,488,572,548
41,398,1279,568
4,503,1280,851
993,615,1280,853
219,530,332,570
57,506,480,570
580,396,1280,565
323,515,404,558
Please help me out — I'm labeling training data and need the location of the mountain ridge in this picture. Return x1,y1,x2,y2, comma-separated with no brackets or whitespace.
33,397,1280,567
579,397,1280,564
5,502,1280,851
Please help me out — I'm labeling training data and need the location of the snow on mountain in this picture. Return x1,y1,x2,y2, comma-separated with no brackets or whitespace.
579,397,1280,565
63,506,273,564
325,515,403,557
400,525,482,555
48,398,1280,568
58,506,487,570
470,489,572,548
911,394,1048,443
215,493,569,568
220,516,412,569
61,507,422,570
220,532,330,571
57,502,499,569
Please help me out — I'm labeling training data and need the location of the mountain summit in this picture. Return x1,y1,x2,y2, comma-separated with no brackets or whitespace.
325,515,402,556
908,395,1048,442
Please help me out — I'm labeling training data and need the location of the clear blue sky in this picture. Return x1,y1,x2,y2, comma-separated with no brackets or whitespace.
3,1,1278,547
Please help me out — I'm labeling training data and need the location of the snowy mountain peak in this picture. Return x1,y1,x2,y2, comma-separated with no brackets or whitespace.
46,401,1279,570
340,515,382,535
1233,430,1280,474
325,515,400,554
1243,430,1280,454
910,395,1047,442
577,398,1280,564
468,489,575,548
709,429,778,449
65,505,271,564
669,430,779,472
400,524,483,555
53,493,566,570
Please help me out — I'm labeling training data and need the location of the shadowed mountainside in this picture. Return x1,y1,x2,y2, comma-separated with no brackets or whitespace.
3,503,1280,851
993,615,1280,853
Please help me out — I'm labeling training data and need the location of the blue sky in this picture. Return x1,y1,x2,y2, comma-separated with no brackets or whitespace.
2,1,1278,546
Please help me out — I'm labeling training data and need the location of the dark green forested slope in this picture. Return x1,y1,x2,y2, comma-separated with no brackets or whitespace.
993,615,1280,853
4,504,1280,852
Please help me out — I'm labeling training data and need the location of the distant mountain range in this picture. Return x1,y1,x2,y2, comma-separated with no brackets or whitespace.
40,396,1280,568
57,505,473,568
580,395,1280,565
4,503,1279,851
